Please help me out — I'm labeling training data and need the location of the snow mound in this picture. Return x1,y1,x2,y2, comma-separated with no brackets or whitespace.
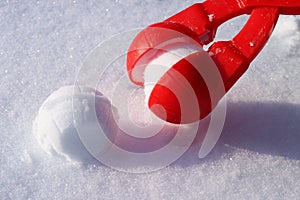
33,85,117,164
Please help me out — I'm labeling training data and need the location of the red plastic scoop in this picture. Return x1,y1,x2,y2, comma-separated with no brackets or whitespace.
126,0,300,124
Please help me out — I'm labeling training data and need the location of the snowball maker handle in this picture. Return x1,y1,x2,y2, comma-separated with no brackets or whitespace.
126,0,300,124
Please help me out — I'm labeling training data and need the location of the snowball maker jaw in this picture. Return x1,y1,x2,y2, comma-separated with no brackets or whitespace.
147,51,221,124
126,0,300,124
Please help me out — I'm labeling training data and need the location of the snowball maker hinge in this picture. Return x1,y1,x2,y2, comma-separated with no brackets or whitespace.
126,0,300,123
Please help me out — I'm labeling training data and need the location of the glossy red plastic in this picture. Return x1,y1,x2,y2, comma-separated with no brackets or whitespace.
126,0,300,124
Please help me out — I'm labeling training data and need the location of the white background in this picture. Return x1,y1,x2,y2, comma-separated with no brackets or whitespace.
1,0,300,199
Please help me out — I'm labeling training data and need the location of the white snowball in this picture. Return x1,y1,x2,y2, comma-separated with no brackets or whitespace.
33,85,118,164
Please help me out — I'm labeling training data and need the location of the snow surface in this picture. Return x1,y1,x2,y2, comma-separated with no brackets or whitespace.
1,0,300,199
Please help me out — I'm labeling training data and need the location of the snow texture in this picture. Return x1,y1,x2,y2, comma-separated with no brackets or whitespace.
1,0,300,199
33,85,117,164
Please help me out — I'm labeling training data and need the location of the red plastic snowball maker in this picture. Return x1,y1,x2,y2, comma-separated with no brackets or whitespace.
126,0,300,124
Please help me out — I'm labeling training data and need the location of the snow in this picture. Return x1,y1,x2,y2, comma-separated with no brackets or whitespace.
208,14,214,22
1,0,300,199
33,85,117,164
